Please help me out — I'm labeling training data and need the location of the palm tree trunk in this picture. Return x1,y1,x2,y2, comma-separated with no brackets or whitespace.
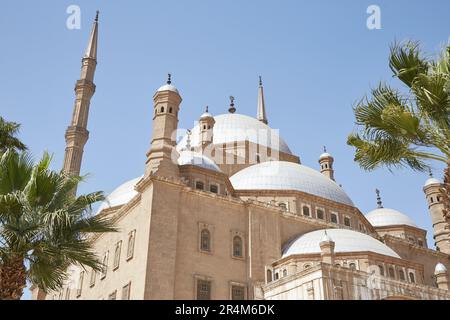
0,255,26,300
442,160,450,224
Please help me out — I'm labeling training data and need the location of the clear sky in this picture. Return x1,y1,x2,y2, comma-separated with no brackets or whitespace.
1,0,449,299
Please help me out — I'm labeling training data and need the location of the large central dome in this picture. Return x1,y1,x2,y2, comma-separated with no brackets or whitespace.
230,161,354,206
177,113,292,154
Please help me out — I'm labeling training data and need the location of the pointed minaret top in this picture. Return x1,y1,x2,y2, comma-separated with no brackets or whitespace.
257,76,268,125
84,11,99,60
375,189,383,208
167,73,172,85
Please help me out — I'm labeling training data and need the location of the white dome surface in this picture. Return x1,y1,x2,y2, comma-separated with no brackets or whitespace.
319,152,332,160
435,263,448,274
97,176,142,213
177,113,292,154
200,112,213,119
178,150,222,172
282,229,400,259
229,161,354,206
366,208,417,228
424,177,440,187
157,84,179,94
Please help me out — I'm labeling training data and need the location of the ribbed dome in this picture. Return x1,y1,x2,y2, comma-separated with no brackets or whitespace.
229,161,354,206
282,229,400,259
178,150,222,172
319,152,332,160
97,176,142,214
177,113,292,154
366,208,417,228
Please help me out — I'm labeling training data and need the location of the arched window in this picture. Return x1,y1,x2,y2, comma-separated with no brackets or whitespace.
379,265,385,276
388,267,395,279
304,264,311,269
331,213,338,224
200,229,211,252
283,269,287,277
203,125,206,130
266,270,272,283
334,263,341,268
278,203,287,211
232,236,243,258
399,270,405,281
349,263,357,271
316,209,324,220
274,272,279,280
161,107,164,113
409,272,415,283
169,107,173,113
302,206,310,216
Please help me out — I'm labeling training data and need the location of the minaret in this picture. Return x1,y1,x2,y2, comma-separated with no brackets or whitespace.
257,76,268,124
63,11,99,192
423,173,450,254
319,146,335,181
199,106,215,151
145,74,182,177
434,263,450,290
319,230,335,265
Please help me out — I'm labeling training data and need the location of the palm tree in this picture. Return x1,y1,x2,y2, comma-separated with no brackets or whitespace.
0,150,116,300
0,116,26,154
347,41,450,223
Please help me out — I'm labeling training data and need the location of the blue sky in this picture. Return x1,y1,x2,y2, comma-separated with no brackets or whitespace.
1,1,449,299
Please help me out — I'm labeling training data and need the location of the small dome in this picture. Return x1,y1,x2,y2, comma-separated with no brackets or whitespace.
178,150,222,172
97,176,142,214
424,177,440,187
319,152,333,160
230,161,354,206
177,113,292,154
435,263,448,274
157,84,179,94
366,208,417,228
283,229,400,259
200,112,213,119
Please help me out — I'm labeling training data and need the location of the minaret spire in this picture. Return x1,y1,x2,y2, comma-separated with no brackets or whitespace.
63,12,99,193
257,76,268,125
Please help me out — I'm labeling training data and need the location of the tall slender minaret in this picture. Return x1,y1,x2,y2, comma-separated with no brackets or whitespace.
256,76,268,125
63,12,99,190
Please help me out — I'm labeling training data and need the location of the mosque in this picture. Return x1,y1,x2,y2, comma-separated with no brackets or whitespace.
32,14,450,300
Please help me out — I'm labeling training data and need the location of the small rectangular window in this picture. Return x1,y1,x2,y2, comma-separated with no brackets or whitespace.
196,181,204,190
209,184,218,194
90,268,96,287
316,209,324,220
344,217,351,227
101,251,109,280
331,213,338,224
122,282,131,300
113,241,122,270
231,285,245,300
196,280,211,300
127,230,136,260
108,290,117,300
77,271,84,297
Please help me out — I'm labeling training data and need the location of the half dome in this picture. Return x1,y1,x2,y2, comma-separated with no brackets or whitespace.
178,150,222,172
282,229,400,259
97,176,142,214
366,208,417,228
229,161,354,206
177,113,292,154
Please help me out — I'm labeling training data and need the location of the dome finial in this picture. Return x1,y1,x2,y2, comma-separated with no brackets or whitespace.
323,146,327,153
375,188,383,208
167,73,172,85
229,96,236,114
205,105,209,113
429,168,433,178
95,10,99,22
259,75,263,86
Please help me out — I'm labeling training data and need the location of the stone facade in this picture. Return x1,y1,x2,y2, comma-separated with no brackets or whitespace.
31,13,450,301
